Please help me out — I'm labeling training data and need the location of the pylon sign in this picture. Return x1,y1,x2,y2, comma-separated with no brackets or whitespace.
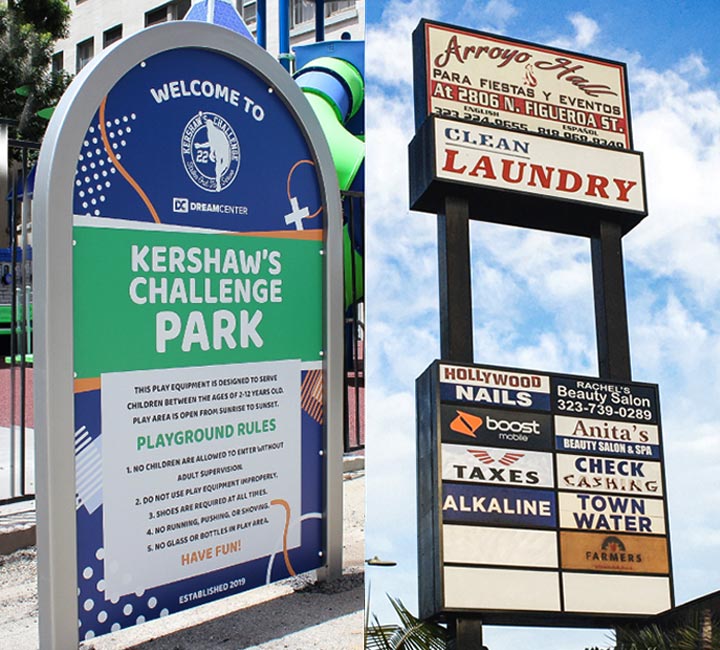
412,19,632,148
34,22,343,647
409,19,646,238
416,361,674,624
409,16,671,631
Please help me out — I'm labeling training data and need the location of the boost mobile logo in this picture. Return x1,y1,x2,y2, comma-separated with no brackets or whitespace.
182,111,240,192
449,410,542,437
449,410,482,438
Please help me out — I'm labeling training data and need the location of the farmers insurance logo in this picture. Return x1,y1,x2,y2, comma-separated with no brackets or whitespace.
182,111,241,192
587,535,644,569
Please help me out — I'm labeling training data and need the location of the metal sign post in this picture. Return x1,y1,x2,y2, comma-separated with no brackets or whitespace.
438,196,473,362
437,194,477,646
592,220,632,381
448,618,485,650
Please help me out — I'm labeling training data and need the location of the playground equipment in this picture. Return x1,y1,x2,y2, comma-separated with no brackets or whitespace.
294,42,365,308
182,3,366,309
184,0,254,40
293,52,365,191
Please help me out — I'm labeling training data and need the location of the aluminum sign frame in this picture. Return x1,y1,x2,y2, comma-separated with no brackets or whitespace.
34,22,344,648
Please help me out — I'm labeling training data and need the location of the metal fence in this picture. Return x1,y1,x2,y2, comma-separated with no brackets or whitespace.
343,192,364,453
0,120,36,506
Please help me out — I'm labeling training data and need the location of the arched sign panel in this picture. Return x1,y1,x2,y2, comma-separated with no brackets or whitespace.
35,23,343,646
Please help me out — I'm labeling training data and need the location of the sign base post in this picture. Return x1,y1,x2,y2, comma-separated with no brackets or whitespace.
438,195,474,362
448,616,485,650
592,220,632,381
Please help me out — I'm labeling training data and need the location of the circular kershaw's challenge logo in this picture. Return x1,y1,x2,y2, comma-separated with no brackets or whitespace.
181,111,241,193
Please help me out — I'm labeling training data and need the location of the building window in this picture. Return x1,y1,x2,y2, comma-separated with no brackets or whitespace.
326,0,355,17
51,52,64,75
237,0,256,25
76,38,94,72
103,24,123,48
145,4,169,25
290,0,355,29
145,0,190,26
290,0,313,28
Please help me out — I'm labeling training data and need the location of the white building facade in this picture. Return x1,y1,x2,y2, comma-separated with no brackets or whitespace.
52,0,364,75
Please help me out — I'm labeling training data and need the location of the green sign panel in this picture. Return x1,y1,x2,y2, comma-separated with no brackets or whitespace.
73,225,322,377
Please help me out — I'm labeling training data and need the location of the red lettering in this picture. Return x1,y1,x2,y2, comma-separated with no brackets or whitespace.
434,35,463,68
556,169,582,193
468,155,497,179
534,57,618,98
501,160,526,183
585,174,610,199
613,179,637,202
528,164,554,189
441,149,467,174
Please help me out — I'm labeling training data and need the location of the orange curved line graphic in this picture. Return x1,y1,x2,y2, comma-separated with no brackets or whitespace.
99,97,161,224
286,159,322,220
230,228,322,241
270,498,297,577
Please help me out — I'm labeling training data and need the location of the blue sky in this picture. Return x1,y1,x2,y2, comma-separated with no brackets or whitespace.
364,1,720,648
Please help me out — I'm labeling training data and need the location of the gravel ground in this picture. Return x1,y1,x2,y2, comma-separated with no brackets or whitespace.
0,472,365,650
0,548,37,647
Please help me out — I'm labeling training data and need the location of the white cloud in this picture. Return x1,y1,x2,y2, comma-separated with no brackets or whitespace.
482,0,518,25
623,60,720,309
568,13,599,49
675,53,709,80
456,0,519,32
366,0,441,88
549,13,600,50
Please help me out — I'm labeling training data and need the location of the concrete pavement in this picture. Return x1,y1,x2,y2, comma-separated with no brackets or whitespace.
0,464,365,650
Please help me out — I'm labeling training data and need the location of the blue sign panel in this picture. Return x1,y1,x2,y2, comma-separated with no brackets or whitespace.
65,39,331,641
439,383,550,411
442,483,557,528
73,50,322,232
556,436,661,460
552,377,658,424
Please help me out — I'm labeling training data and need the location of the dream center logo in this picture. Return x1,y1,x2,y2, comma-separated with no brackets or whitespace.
181,111,241,192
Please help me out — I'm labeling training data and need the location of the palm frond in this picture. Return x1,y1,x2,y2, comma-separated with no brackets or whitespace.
365,594,448,649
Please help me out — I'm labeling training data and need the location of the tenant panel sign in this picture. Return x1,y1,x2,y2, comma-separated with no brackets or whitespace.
413,19,632,149
408,116,647,236
416,360,673,624
434,118,645,214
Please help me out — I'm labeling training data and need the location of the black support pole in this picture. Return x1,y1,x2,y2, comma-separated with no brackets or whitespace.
448,617,486,650
591,220,631,381
437,196,480,648
438,195,473,363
